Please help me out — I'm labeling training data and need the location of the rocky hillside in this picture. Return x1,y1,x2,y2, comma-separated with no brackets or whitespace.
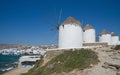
20,45,120,75
21,49,99,75
0,44,25,50
70,46,120,75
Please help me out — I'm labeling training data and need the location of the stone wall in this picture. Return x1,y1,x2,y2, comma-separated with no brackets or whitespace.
83,42,108,47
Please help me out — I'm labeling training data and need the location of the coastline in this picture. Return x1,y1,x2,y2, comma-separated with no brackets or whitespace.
3,55,40,75
3,66,33,75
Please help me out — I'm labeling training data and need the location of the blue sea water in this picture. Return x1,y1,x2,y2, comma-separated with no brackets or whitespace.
0,55,21,71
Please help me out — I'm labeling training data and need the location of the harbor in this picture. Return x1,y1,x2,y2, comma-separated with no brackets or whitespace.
0,45,48,75
0,55,42,75
0,46,47,55
2,55,41,75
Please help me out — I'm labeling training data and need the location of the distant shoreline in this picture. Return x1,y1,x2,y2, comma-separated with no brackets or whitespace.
3,55,41,75
0,55,21,75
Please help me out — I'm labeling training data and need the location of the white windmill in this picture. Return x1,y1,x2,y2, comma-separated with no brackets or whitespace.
111,32,119,45
58,16,83,49
83,24,96,43
99,29,111,45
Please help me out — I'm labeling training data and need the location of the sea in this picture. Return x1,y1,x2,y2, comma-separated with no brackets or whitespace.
0,54,21,71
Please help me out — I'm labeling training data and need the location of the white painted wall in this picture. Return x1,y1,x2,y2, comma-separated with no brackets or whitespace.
118,41,120,45
83,29,95,43
59,24,83,49
111,36,119,45
99,34,111,45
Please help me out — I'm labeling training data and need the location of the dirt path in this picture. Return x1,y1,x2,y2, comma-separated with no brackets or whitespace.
80,47,120,75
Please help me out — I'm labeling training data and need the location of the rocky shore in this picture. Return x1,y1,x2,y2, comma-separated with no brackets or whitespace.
3,55,41,75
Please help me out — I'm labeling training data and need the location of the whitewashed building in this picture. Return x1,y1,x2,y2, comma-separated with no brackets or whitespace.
99,29,111,45
83,24,96,43
58,16,83,49
119,39,120,45
58,16,120,49
111,32,119,45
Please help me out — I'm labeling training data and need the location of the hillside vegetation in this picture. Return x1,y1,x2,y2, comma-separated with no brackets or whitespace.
21,49,99,75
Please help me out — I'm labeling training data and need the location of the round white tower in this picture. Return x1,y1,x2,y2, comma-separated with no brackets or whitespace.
111,32,119,45
119,39,120,45
99,29,111,45
83,24,96,43
58,16,83,49
119,37,120,45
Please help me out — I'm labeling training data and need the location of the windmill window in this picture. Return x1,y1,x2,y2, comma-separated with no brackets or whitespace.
62,25,64,28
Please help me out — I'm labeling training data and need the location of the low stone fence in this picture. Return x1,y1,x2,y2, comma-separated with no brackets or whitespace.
83,42,108,47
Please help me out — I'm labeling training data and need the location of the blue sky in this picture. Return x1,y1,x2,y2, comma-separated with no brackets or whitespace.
0,0,120,45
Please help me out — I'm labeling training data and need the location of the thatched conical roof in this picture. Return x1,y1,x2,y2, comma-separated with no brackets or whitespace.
111,32,118,36
83,24,94,31
61,16,82,27
99,29,110,36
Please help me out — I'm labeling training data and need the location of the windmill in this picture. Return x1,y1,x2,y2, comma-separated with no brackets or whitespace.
45,8,63,46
